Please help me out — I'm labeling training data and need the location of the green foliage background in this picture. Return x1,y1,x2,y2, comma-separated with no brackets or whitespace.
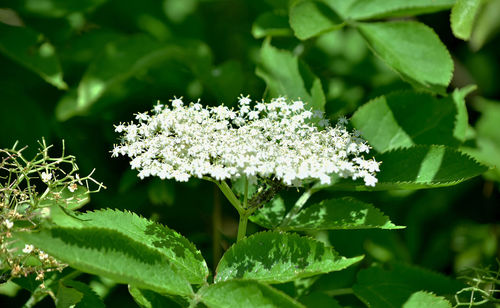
0,0,499,306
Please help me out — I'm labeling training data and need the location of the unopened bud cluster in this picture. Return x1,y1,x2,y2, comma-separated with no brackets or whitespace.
113,96,380,187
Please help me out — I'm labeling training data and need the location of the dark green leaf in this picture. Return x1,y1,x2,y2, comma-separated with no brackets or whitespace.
357,21,453,92
282,197,403,231
289,0,344,40
451,0,482,40
316,145,488,191
299,292,342,308
56,281,105,308
53,209,209,284
56,283,83,308
353,263,464,308
0,23,67,89
402,291,452,308
351,87,475,153
128,286,183,308
215,231,363,284
249,196,287,229
199,280,305,308
344,0,455,20
252,11,292,39
256,39,325,111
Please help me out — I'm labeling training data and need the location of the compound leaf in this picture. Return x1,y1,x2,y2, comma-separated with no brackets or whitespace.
357,21,453,92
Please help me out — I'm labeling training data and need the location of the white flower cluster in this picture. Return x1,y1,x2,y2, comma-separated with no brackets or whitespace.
112,96,380,186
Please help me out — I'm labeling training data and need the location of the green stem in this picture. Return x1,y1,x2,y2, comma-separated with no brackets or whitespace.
279,188,314,228
237,212,249,242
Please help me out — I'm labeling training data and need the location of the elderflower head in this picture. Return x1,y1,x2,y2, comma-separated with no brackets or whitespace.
112,96,380,187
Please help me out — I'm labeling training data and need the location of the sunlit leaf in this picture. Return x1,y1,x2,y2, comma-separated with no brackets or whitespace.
256,39,325,111
0,23,67,89
357,21,453,92
403,291,452,308
315,145,488,191
451,0,482,40
289,0,344,40
215,231,363,284
351,87,476,153
344,0,455,20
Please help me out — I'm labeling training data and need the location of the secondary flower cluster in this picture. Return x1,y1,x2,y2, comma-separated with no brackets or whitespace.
112,96,380,186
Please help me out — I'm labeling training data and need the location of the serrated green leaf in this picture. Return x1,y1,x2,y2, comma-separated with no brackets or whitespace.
451,0,482,40
403,291,452,308
351,88,475,153
199,280,305,308
344,0,455,20
289,0,345,40
357,21,453,92
17,226,193,296
57,281,105,308
252,11,292,39
215,231,363,284
353,263,464,308
256,39,325,111
39,185,90,211
56,283,83,308
52,209,208,284
13,0,107,18
283,198,403,231
316,145,488,191
0,23,67,89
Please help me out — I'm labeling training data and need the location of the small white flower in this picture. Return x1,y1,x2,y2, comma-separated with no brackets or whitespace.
41,171,52,183
68,183,77,193
238,95,252,105
23,244,34,254
3,219,13,229
171,97,183,108
38,251,49,260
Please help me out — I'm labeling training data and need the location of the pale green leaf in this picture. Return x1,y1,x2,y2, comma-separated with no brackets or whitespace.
215,231,363,284
289,0,344,40
256,39,325,111
461,98,500,181
351,87,475,153
199,280,305,308
451,0,482,40
283,198,403,231
344,0,455,20
56,283,83,308
403,291,452,308
353,264,464,308
316,145,488,191
17,226,193,296
39,185,90,211
0,23,67,89
357,21,453,92
252,11,292,38
52,209,209,284
470,0,500,50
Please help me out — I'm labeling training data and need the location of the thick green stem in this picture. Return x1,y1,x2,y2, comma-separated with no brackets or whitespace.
237,212,249,242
